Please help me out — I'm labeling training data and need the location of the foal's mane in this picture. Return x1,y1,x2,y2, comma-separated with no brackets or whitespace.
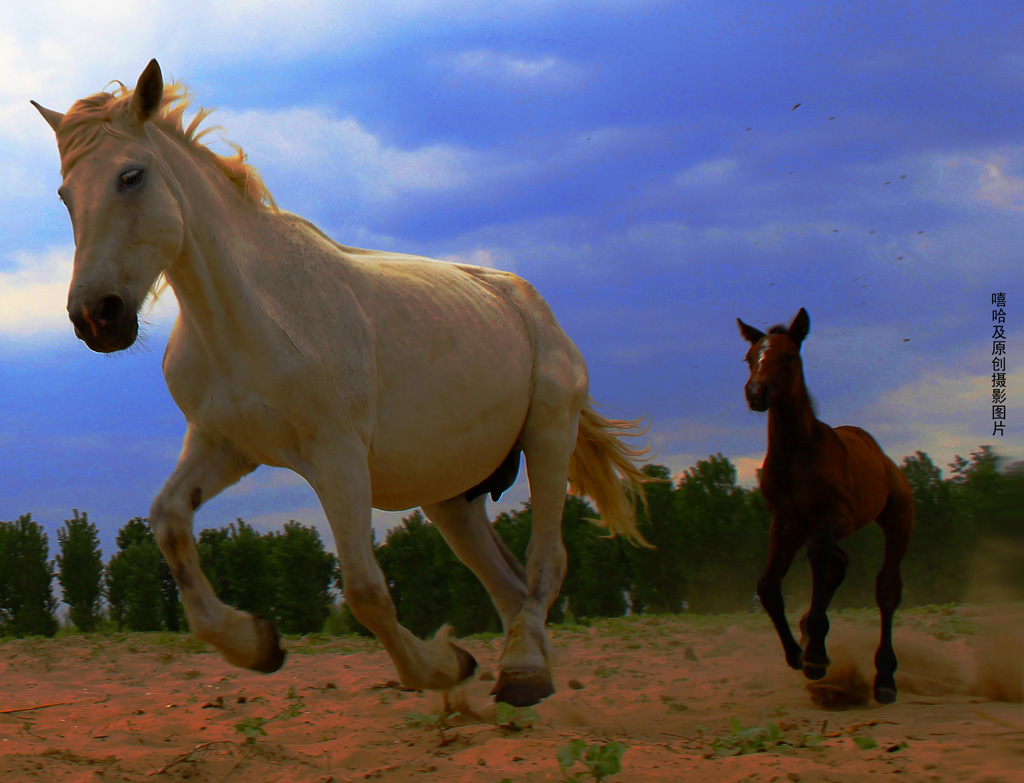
55,80,273,208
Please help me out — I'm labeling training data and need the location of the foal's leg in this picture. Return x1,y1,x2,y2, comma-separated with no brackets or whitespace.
422,495,528,632
493,407,579,707
801,529,845,680
150,427,285,672
873,499,913,704
757,529,804,670
314,449,477,692
799,544,848,649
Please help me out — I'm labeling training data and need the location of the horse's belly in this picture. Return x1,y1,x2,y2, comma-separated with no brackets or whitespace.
367,371,532,509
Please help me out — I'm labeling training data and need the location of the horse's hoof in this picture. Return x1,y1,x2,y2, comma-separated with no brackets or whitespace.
802,661,829,681
249,616,286,673
874,686,897,705
452,643,479,684
492,669,555,707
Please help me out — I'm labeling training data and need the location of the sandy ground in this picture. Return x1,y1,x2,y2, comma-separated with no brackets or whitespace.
0,604,1020,782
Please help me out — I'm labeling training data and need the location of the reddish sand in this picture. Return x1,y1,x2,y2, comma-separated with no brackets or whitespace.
0,604,1020,782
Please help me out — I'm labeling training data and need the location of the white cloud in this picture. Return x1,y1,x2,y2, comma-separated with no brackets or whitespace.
438,247,516,272
864,363,1024,473
1,0,631,141
0,246,73,334
674,157,740,188
966,153,1024,211
224,466,310,497
0,245,178,339
439,50,589,91
211,107,480,202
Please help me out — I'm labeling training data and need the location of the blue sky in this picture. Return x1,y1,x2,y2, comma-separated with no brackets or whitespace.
1,1,1021,559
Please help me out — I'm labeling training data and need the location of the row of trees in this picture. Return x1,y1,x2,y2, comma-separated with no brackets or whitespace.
0,445,1018,639
0,513,336,638
347,445,1022,636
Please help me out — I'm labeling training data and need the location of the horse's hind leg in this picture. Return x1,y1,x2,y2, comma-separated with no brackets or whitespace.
315,448,478,692
873,495,913,704
758,529,804,670
801,529,846,680
493,399,581,706
150,427,284,672
422,495,528,631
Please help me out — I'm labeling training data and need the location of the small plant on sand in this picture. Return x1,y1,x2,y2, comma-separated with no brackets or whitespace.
710,718,785,756
233,694,306,744
404,710,461,746
557,739,628,781
495,701,540,731
707,717,826,757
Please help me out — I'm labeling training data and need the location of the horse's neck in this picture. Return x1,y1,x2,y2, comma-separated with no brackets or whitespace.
765,380,818,459
161,144,274,358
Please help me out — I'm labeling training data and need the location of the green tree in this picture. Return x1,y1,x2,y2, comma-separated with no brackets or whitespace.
198,519,275,619
270,521,336,634
56,509,104,631
675,454,768,613
624,464,686,614
558,495,628,620
0,514,59,637
897,451,971,604
105,518,181,632
373,511,450,638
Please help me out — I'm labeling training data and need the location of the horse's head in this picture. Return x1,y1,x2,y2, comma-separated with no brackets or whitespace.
737,308,810,412
33,60,183,353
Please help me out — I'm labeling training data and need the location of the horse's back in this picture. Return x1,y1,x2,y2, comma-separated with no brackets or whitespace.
275,218,585,508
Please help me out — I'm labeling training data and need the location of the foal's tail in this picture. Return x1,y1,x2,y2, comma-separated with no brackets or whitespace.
568,403,654,548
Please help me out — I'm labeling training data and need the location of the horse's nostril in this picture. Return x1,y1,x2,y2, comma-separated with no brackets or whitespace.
94,294,126,325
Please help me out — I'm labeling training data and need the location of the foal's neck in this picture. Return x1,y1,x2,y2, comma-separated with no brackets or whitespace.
766,375,818,457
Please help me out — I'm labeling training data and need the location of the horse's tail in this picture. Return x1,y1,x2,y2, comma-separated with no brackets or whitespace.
568,402,654,548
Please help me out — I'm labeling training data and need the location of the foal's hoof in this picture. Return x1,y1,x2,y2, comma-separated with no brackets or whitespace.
802,661,829,681
248,616,286,673
492,669,555,707
873,686,898,705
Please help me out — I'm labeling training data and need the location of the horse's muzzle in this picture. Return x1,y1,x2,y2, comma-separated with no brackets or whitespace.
69,294,139,353
746,383,769,412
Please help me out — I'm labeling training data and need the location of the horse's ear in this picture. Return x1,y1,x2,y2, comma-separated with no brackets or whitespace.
31,101,65,133
737,318,765,345
130,59,164,125
788,308,810,346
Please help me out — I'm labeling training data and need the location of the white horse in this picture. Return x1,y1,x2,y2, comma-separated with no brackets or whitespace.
33,60,649,706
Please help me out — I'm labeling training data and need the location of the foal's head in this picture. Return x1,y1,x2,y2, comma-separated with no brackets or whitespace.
736,308,810,412
33,59,269,353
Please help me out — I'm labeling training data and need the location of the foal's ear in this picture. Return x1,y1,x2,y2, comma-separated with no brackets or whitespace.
31,101,65,133
129,59,164,125
737,318,766,345
788,308,810,346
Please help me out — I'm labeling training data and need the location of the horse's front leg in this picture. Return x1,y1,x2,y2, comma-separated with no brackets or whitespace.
313,447,477,692
150,427,285,672
757,527,803,671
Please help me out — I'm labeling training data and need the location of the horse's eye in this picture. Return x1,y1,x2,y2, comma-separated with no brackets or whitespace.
120,168,144,191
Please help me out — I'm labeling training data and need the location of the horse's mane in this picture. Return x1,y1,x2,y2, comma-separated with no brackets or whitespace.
55,80,273,209
767,324,788,335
